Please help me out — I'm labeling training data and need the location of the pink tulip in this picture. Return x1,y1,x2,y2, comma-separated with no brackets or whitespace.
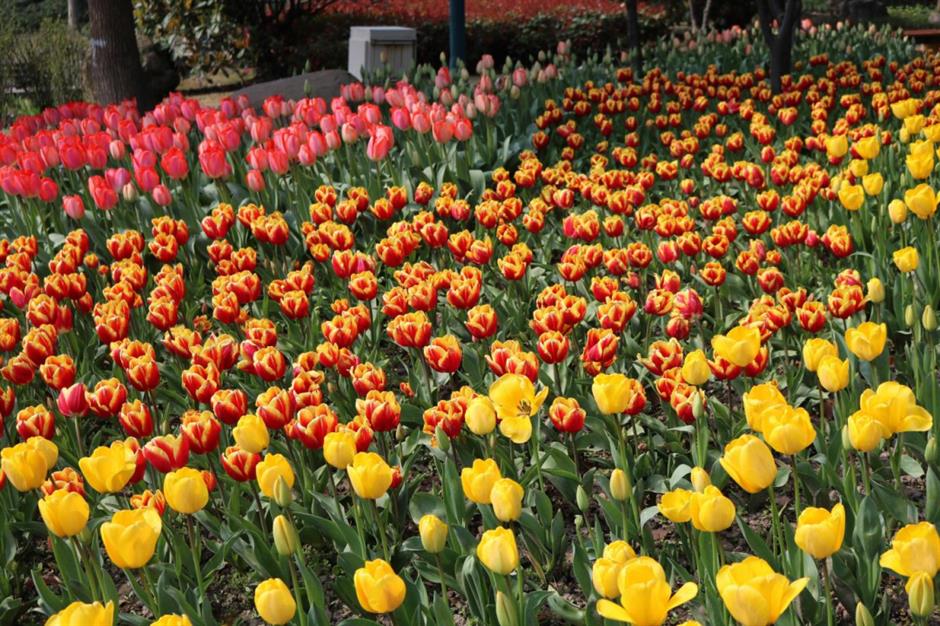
366,125,393,161
62,194,85,220
151,184,172,206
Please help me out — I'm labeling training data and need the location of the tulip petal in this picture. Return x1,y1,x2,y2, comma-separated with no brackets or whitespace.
596,599,634,623
667,581,699,610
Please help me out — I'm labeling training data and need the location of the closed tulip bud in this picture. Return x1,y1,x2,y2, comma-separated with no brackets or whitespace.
690,486,736,532
866,277,885,303
690,467,710,492
889,198,908,223
273,476,293,507
418,514,448,553
435,425,451,452
233,413,269,454
907,571,935,617
491,477,524,522
163,467,209,514
855,602,874,626
254,578,296,625
354,559,406,613
576,484,589,512
272,514,299,556
39,489,89,538
845,322,887,362
691,392,705,420
466,396,497,435
323,431,357,469
495,590,518,626
841,424,853,451
477,526,519,575
45,601,115,626
610,468,630,501
719,434,777,494
817,356,850,393
924,305,938,331
926,437,939,465
906,304,916,327
681,350,710,386
461,458,502,504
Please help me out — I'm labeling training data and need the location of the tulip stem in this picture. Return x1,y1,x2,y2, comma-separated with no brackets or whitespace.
70,417,84,458
435,553,449,602
821,560,835,626
859,452,872,496
370,500,390,561
186,515,205,595
791,456,802,519
891,433,904,491
138,567,160,616
72,537,103,603
288,557,309,626
768,485,785,559
568,433,581,479
352,498,369,559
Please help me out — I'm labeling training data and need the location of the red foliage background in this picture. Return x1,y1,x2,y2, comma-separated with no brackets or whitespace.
329,0,629,21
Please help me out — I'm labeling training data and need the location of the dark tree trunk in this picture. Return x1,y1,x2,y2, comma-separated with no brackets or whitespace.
67,0,85,28
757,0,801,94
626,0,643,78
87,0,147,107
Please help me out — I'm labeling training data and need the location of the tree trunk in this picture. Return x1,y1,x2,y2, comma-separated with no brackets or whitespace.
626,0,643,78
67,0,85,28
757,0,801,94
87,0,146,107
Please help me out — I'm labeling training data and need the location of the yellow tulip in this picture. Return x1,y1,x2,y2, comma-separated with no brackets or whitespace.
859,381,933,434
163,467,209,514
680,350,711,386
1,440,52,491
498,415,533,444
854,135,880,160
690,467,710,492
924,123,940,143
866,277,885,303
323,431,357,469
848,158,868,178
906,151,934,180
795,502,845,559
79,441,137,494
272,515,299,556
232,413,269,453
610,468,630,501
720,435,777,494
488,373,548,421
460,458,501,504
596,556,698,626
38,489,89,538
743,383,787,433
658,488,693,523
254,578,296,625
861,173,883,196
893,246,919,273
880,522,940,578
690,486,736,532
845,322,887,362
592,540,637,598
100,508,162,569
45,601,115,626
826,134,848,158
25,436,58,469
490,477,524,522
354,559,406,613
817,355,850,393
716,556,809,626
347,452,393,500
904,183,937,220
847,410,887,452
891,98,920,119
465,396,496,435
888,198,908,223
905,116,928,137
150,616,193,626
256,453,295,499
711,326,761,367
838,183,864,211
418,514,448,553
477,526,519,575
802,338,838,373
591,373,634,414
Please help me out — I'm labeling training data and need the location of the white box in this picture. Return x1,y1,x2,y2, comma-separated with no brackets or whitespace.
348,26,417,80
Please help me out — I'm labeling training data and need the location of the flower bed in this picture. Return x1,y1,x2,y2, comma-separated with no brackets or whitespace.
0,20,938,626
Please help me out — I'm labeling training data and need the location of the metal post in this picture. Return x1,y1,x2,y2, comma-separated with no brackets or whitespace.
449,0,466,68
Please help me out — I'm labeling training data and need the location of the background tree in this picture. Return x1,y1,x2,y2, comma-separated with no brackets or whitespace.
625,0,642,77
756,0,802,94
87,0,146,106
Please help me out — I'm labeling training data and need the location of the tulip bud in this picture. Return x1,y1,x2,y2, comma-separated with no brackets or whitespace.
692,392,705,420
576,485,589,512
905,305,916,327
908,571,935,618
924,305,938,331
495,591,518,626
889,199,908,223
510,85,521,100
855,602,874,626
273,476,293,508
841,424,853,451
122,182,138,203
610,469,630,501
395,424,406,442
691,467,710,493
418,514,448,553
272,515,299,556
927,437,939,465
866,278,884,303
